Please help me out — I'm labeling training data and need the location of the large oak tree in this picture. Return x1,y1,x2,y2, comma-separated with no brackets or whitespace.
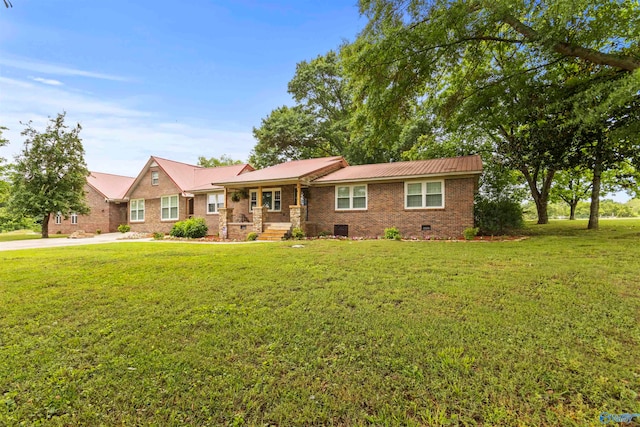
346,0,640,226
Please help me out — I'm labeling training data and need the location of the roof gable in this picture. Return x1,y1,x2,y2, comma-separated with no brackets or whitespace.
125,156,253,197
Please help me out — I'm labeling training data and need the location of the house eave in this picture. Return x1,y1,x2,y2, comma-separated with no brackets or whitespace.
311,170,482,185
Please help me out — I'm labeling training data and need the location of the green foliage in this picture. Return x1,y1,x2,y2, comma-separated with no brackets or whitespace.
197,155,243,168
384,226,401,240
474,197,524,235
8,113,90,238
290,227,305,240
250,51,391,167
347,0,640,226
1,220,639,425
117,224,130,233
153,232,164,240
0,126,8,168
246,231,258,241
170,217,208,239
463,227,479,240
95,229,101,235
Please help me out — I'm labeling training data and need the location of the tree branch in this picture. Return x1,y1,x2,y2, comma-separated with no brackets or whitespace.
500,13,640,72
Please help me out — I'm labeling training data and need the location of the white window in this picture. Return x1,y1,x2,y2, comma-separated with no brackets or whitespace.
54,212,62,224
405,180,444,209
151,171,159,186
130,199,145,222
70,213,78,225
335,185,367,210
161,195,179,220
250,188,281,212
207,192,224,214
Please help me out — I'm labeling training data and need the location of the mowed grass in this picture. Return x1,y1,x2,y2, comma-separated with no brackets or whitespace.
0,230,68,242
1,220,639,426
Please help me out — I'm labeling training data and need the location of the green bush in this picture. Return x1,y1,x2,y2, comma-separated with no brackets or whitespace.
384,227,401,240
474,197,523,235
246,232,258,241
463,227,479,240
153,232,164,240
117,224,130,233
95,229,102,235
170,217,208,239
291,227,305,240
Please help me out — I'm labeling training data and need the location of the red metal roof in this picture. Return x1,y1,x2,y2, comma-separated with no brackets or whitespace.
87,172,135,201
314,155,483,183
214,156,348,186
127,156,253,195
152,157,203,192
189,164,255,192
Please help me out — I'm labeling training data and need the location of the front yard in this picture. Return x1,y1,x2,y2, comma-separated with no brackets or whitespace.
1,220,639,425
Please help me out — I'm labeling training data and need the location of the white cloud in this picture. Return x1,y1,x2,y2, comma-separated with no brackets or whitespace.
30,77,64,86
0,56,130,82
0,76,256,176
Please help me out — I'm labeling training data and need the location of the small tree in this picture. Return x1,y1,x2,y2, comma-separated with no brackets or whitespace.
9,113,90,238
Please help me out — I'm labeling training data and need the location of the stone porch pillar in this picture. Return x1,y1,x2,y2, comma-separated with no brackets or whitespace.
218,207,233,240
252,206,266,233
290,205,307,230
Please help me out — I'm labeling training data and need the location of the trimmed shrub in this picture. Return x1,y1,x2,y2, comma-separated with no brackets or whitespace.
463,227,479,240
117,224,130,233
246,232,258,241
170,217,208,239
291,227,305,240
153,232,164,240
95,229,102,235
384,227,401,240
474,198,523,235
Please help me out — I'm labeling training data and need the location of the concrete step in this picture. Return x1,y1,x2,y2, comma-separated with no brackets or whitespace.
257,223,291,241
265,222,292,230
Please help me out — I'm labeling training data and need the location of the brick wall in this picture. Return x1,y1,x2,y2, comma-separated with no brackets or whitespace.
306,177,477,239
47,184,119,234
128,165,187,234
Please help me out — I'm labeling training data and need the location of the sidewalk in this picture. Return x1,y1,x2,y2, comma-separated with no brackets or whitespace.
0,233,152,252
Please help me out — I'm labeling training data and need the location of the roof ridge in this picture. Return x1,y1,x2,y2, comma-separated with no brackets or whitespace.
152,156,202,169
90,171,135,179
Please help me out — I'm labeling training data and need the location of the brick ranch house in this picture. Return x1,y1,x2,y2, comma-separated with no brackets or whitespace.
48,171,134,234
214,155,482,240
49,154,482,239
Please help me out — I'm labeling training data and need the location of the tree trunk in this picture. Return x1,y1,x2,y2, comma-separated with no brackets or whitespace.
521,167,555,225
41,213,50,238
569,200,577,220
533,195,549,224
588,163,601,230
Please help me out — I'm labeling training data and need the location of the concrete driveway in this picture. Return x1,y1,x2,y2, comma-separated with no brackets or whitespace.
0,233,152,252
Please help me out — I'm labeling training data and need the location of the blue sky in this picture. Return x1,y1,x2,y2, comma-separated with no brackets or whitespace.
0,0,364,176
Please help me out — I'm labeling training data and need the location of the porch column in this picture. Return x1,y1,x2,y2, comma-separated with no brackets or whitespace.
218,207,234,240
252,206,266,233
290,205,307,230
223,187,228,208
296,181,301,206
257,186,263,208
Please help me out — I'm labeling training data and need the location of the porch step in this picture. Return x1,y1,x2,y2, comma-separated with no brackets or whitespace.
257,223,291,241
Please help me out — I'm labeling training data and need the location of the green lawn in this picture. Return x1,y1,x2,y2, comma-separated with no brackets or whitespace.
1,220,639,426
0,230,68,242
